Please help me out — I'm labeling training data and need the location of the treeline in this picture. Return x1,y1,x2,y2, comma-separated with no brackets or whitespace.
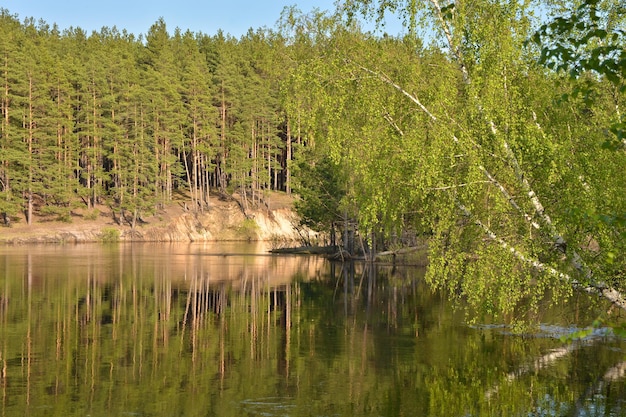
0,10,302,226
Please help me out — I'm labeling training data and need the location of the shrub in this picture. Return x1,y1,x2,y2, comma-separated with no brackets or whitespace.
84,209,100,221
99,227,120,242
56,212,73,223
237,218,259,241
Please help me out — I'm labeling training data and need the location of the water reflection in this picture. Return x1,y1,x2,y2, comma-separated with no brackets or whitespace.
0,243,624,416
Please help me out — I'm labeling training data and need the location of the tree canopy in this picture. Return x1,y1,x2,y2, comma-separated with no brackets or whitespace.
0,11,295,227
0,2,624,324
284,0,626,324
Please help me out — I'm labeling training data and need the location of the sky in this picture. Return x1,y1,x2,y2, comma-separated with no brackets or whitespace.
1,0,404,38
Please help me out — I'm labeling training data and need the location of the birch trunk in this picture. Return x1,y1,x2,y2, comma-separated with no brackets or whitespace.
351,1,626,311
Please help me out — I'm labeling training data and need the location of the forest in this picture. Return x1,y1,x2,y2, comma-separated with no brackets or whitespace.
0,0,625,322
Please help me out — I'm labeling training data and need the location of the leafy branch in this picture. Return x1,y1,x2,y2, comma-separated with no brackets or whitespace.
530,0,626,148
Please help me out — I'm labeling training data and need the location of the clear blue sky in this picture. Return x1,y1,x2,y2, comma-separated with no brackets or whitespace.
1,0,403,38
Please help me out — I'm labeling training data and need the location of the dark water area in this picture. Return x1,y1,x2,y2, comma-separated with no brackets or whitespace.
0,243,625,416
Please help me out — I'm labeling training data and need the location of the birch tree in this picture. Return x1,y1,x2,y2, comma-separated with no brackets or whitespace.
324,0,626,321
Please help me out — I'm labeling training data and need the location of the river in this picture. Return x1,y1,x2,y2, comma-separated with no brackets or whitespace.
0,243,624,416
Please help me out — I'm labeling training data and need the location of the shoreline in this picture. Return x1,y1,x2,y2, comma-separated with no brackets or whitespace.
0,196,303,245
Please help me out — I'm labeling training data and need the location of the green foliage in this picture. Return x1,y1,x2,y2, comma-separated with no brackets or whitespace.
84,209,100,221
56,211,73,223
0,11,296,225
530,0,626,148
293,152,345,233
99,227,121,242
1,2,625,326
236,217,259,240
281,0,626,325
532,0,625,83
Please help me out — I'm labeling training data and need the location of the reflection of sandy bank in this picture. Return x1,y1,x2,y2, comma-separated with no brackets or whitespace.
0,242,328,289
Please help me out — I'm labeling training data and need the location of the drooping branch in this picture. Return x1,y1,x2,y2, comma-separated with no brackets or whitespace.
347,44,625,309
458,202,626,311
429,0,470,84
426,0,601,291
428,181,491,191
354,62,564,258
457,202,568,280
516,111,597,281
353,62,438,122
479,165,541,231
382,110,405,136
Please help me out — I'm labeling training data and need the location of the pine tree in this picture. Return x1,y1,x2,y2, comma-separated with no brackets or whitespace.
0,10,25,225
178,30,217,212
211,32,245,193
141,20,186,206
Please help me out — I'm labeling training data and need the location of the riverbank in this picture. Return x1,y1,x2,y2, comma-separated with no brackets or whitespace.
0,192,304,244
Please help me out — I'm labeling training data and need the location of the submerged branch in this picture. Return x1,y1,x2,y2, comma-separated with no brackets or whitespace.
485,343,579,399
373,245,428,260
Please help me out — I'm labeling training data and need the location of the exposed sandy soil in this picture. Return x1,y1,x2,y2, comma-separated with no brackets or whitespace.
0,191,302,244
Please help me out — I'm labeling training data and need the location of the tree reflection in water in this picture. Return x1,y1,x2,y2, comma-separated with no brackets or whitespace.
0,243,624,416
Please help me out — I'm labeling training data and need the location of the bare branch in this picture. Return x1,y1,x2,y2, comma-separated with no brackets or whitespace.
382,111,404,136
428,0,470,84
479,165,541,231
352,62,437,122
428,181,491,191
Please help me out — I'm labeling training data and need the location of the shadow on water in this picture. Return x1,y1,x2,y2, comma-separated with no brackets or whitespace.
0,243,624,416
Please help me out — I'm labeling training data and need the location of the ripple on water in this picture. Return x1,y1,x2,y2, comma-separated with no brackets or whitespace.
470,323,620,341
240,397,296,416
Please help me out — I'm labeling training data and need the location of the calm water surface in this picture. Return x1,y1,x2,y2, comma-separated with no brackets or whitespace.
0,243,625,416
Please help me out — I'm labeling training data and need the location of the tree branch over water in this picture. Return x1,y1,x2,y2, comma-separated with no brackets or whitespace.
336,0,626,316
